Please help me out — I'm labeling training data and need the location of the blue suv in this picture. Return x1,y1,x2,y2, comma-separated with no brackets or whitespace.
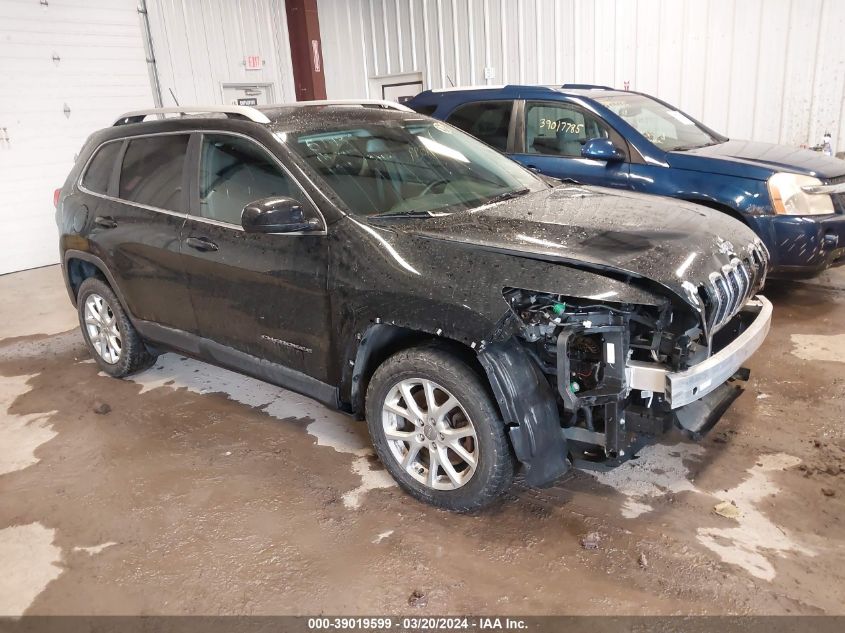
407,85,845,276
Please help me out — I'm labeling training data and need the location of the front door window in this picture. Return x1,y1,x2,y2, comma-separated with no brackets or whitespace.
199,134,294,226
524,102,610,157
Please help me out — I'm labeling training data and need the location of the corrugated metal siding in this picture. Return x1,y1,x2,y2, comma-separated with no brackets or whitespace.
0,0,154,274
318,0,845,153
145,0,296,105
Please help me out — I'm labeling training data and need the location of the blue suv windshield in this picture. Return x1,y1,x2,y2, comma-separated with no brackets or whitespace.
595,94,722,152
286,120,545,216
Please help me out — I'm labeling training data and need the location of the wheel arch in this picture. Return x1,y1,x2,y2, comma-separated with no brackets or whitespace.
348,323,570,487
63,250,129,312
680,197,751,227
348,324,492,419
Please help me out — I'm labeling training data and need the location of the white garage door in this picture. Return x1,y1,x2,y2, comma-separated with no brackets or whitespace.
0,0,154,275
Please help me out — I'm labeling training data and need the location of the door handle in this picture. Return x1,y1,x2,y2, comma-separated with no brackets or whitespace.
185,236,219,252
94,216,117,229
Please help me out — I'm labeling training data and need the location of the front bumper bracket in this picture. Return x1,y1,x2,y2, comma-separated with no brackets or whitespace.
626,296,772,409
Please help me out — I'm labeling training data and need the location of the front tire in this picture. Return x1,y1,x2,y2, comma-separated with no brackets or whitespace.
366,345,514,511
77,277,156,377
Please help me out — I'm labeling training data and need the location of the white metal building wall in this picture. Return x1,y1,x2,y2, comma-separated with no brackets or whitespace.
318,0,845,153
0,0,154,275
144,0,297,106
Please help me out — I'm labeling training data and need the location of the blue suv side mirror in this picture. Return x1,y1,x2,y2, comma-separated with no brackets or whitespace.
581,138,626,163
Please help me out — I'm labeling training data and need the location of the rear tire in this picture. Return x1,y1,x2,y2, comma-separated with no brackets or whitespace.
366,344,514,512
77,277,156,377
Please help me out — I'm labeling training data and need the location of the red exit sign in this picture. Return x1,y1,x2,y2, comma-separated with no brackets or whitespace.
245,55,262,70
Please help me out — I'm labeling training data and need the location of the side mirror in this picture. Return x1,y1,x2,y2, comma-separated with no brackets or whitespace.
241,196,321,234
581,138,626,163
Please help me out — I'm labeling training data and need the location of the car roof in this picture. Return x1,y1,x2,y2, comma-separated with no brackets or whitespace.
84,104,434,158
107,103,426,136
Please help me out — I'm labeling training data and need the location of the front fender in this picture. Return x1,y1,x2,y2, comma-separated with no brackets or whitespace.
346,322,570,487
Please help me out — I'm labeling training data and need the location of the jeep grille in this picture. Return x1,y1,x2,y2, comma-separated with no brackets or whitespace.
702,243,768,333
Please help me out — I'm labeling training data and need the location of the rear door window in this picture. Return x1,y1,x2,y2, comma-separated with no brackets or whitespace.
81,141,122,195
445,101,514,151
199,134,294,225
119,134,189,211
525,102,610,157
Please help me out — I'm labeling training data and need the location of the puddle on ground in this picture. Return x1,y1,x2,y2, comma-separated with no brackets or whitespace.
120,353,396,508
0,374,57,476
0,522,119,615
106,354,821,581
589,443,814,581
1,362,125,614
0,522,62,616
589,443,705,518
304,417,395,508
697,453,815,582
790,333,845,363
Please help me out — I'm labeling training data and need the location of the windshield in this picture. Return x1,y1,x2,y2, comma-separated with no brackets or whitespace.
285,119,545,216
595,94,722,151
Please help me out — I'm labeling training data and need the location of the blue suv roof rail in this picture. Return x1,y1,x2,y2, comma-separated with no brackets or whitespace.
560,83,615,90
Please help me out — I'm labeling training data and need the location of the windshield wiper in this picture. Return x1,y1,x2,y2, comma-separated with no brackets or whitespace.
483,188,531,205
674,141,723,151
369,209,441,220
369,188,531,219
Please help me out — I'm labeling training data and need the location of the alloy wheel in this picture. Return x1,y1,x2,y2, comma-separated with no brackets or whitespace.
381,378,479,490
83,293,122,364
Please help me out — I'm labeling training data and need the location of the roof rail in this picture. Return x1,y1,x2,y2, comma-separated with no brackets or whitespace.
113,105,271,126
429,85,506,93
560,83,615,90
291,99,413,112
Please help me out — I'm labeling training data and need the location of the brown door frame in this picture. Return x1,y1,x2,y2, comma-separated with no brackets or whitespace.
285,0,327,101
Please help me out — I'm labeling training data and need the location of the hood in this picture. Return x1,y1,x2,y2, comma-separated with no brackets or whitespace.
667,139,845,180
382,186,763,308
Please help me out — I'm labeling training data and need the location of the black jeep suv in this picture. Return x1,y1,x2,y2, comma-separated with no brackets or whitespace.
56,102,772,511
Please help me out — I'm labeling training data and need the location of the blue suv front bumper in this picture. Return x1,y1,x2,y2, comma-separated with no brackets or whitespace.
750,213,845,276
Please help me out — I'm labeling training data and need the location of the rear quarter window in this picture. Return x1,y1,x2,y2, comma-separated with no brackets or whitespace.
81,141,122,195
445,101,514,151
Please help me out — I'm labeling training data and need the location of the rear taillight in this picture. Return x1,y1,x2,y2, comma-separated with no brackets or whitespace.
53,188,61,208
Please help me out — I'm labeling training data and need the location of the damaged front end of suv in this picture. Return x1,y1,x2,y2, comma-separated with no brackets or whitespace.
479,241,771,486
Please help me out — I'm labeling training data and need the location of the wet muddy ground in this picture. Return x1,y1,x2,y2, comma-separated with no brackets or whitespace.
1,265,843,615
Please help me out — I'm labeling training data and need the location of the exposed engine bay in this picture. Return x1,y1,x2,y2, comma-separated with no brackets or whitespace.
503,287,756,465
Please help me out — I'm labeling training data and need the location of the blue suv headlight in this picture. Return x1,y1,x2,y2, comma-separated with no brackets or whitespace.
768,172,835,215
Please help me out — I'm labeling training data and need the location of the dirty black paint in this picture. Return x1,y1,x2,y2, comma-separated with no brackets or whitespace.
55,106,771,485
